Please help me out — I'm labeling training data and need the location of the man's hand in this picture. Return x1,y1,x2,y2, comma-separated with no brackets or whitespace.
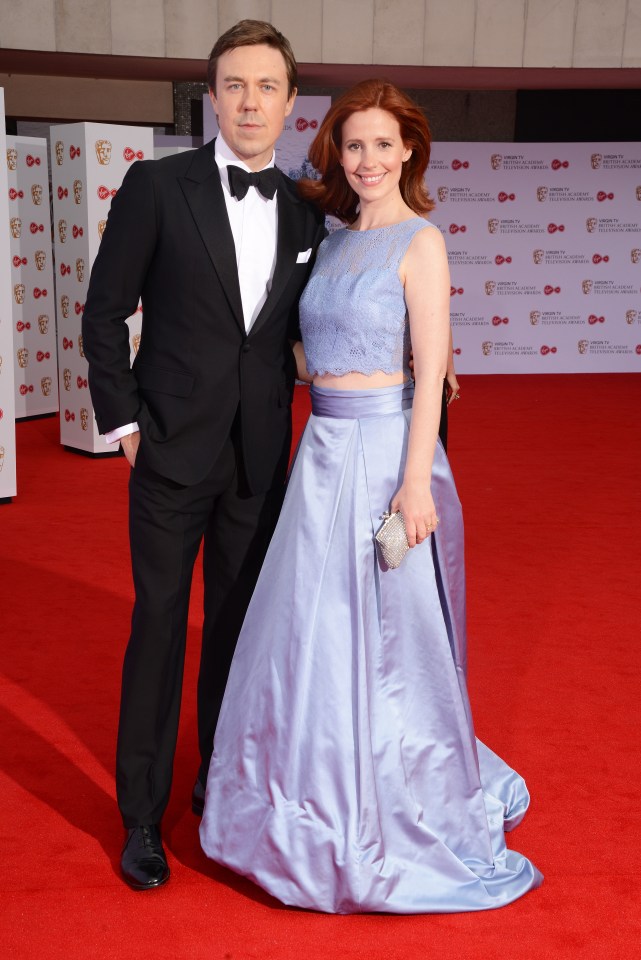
120,431,140,468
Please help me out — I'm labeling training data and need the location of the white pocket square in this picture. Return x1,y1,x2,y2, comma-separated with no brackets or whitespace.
296,248,312,263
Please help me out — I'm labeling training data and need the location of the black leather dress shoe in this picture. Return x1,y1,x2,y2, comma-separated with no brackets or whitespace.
120,824,170,891
191,779,205,817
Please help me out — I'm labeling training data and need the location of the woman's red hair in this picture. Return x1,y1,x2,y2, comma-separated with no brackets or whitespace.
298,79,435,223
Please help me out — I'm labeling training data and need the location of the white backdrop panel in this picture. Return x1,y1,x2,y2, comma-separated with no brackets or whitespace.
428,143,641,373
7,136,58,418
1,89,17,498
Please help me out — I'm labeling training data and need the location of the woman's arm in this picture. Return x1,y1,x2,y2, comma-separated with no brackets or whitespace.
391,226,451,547
445,328,460,404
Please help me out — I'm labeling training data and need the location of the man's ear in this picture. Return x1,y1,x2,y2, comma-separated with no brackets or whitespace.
285,87,298,118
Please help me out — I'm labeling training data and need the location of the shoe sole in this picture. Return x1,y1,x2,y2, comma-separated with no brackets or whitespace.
121,870,170,891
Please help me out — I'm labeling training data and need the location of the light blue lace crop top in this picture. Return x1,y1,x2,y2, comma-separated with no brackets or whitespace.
299,217,436,377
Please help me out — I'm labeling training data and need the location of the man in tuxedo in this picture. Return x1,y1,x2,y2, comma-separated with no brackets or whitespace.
82,19,325,891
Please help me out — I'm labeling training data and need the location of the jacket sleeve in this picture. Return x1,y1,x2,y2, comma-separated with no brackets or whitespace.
82,160,158,434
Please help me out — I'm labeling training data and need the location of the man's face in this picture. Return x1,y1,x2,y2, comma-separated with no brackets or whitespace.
209,44,296,171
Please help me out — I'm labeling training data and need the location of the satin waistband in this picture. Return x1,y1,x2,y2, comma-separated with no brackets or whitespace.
310,382,414,419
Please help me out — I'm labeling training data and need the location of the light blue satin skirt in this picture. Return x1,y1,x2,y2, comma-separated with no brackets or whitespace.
200,383,543,913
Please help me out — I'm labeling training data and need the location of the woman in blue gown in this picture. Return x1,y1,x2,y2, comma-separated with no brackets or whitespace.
200,79,543,914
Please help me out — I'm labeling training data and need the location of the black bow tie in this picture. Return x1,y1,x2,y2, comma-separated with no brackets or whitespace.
227,165,280,201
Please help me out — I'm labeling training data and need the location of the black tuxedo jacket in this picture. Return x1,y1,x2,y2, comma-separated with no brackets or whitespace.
82,140,326,492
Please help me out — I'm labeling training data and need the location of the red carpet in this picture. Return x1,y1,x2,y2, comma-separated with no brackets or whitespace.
1,374,640,959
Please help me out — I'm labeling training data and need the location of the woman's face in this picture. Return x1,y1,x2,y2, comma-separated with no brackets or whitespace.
340,108,411,205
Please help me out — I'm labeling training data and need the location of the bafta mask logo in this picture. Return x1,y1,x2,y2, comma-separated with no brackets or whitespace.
31,183,43,205
536,186,548,202
95,139,112,166
80,407,89,431
487,218,499,235
55,140,64,165
532,249,544,265
17,347,29,368
482,341,493,356
58,218,67,243
98,219,107,240
76,258,85,282
626,310,638,325
63,368,72,391
37,314,49,334
591,153,603,170
586,217,597,233
578,339,589,355
437,186,449,203
14,283,26,305
631,248,641,264
484,280,496,296
41,376,52,397
10,217,22,239
530,310,541,326
73,179,83,205
78,334,84,358
6,148,17,171
490,153,503,170
35,250,46,271
61,294,70,319
582,279,593,295
132,333,141,355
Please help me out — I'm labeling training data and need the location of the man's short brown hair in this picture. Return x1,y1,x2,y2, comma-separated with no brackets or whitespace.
207,19,298,97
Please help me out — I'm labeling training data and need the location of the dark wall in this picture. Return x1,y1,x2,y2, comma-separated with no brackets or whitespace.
515,89,641,142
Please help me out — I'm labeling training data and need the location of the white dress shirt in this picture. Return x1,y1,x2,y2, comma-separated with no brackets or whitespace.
106,134,279,445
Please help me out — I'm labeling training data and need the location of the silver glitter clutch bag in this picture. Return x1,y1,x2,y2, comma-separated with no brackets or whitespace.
375,511,409,569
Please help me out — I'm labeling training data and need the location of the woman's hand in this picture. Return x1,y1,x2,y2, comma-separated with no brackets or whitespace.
391,479,439,547
291,340,313,383
445,370,460,405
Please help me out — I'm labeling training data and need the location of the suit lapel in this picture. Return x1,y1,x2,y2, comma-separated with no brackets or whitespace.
249,174,306,338
178,141,244,332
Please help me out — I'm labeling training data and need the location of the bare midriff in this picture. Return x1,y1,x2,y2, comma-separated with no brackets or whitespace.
313,370,407,390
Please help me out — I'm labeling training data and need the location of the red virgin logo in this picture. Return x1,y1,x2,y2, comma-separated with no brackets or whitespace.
295,118,318,132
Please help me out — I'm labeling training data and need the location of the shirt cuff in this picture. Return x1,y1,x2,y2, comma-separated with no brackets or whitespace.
105,422,139,444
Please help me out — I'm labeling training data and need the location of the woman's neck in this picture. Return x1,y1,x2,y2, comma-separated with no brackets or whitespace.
352,196,416,232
